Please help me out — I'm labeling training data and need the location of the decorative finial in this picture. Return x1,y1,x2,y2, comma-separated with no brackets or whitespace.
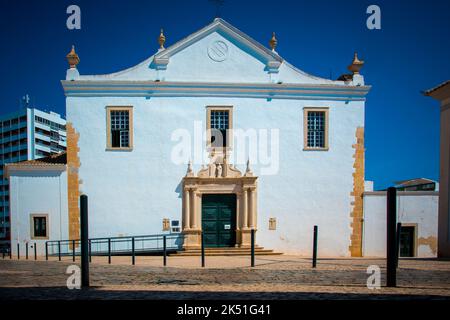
158,29,166,50
269,32,277,52
66,45,80,69
347,52,364,75
186,160,194,177
245,158,254,177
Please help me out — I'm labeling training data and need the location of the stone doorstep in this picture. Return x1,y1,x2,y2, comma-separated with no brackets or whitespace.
170,246,283,256
171,252,283,256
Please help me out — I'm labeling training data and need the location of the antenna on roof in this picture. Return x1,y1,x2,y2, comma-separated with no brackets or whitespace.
209,0,224,18
21,94,31,109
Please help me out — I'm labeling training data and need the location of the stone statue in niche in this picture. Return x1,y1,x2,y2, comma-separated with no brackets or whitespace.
216,163,223,178
196,157,243,179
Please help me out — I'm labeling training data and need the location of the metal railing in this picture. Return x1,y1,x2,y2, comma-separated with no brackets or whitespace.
5,230,264,269
45,233,184,261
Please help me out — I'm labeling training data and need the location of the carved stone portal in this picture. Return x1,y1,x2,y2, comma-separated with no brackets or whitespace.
182,156,257,249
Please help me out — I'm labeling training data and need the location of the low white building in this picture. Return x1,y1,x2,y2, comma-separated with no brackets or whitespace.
5,153,68,255
0,106,66,244
363,190,438,258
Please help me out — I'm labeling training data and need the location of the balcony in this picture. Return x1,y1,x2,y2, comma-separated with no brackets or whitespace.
35,132,51,142
35,143,51,153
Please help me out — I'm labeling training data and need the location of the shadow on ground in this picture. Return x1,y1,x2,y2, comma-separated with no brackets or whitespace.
0,287,449,300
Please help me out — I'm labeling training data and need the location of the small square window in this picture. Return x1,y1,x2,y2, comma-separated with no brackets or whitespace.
31,215,48,239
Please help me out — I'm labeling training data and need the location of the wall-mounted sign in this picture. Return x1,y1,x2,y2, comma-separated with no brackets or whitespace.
162,218,170,231
269,218,276,230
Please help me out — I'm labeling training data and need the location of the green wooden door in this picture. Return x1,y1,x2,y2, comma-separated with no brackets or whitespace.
202,194,236,247
400,226,415,257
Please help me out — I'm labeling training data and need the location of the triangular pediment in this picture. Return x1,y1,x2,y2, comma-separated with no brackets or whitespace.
154,18,282,67
150,18,283,82
73,18,357,87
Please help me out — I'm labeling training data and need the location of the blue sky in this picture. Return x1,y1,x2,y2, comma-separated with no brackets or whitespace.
0,0,449,189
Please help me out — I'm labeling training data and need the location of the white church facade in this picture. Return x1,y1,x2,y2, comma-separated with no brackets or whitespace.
6,19,441,258
59,18,370,257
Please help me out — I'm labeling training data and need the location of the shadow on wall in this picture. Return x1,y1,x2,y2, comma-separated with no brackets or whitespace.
175,180,183,199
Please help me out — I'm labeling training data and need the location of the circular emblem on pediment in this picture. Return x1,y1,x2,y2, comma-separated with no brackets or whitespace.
207,41,228,62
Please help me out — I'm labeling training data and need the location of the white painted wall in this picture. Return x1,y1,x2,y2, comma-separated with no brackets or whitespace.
9,169,68,256
363,191,438,257
67,96,363,257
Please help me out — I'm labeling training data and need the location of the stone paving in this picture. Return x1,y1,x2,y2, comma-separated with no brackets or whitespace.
1,255,450,299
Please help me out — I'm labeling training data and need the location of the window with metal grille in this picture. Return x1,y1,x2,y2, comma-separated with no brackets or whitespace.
110,110,130,148
33,216,47,238
210,110,229,147
307,111,326,148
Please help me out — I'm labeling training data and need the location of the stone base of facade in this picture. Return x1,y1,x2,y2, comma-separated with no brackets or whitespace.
237,228,255,248
183,229,202,249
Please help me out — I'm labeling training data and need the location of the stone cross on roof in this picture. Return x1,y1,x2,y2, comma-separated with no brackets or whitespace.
209,0,225,18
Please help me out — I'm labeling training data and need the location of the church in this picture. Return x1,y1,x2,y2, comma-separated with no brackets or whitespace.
61,18,371,257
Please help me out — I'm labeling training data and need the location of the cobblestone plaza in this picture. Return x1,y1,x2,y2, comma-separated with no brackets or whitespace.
1,256,449,300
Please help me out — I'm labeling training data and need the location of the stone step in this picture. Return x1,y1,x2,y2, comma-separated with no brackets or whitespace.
172,252,283,256
180,246,265,252
170,247,283,256
173,248,267,254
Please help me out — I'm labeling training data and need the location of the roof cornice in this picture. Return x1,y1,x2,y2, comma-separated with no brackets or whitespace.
61,80,370,101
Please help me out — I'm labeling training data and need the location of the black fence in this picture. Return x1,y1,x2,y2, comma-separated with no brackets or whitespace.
45,233,185,262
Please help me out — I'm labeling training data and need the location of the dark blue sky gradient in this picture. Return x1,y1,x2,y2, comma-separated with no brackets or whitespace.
0,0,449,189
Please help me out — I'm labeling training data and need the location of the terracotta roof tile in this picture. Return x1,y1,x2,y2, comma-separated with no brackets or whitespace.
424,80,450,95
6,152,66,167
394,178,436,187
